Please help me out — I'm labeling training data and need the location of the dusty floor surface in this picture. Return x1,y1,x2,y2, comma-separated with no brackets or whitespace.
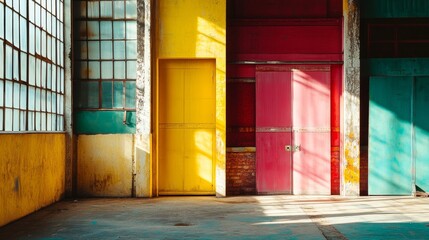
1,196,429,239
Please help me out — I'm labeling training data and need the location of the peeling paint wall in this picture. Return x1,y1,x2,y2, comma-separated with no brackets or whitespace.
77,135,133,197
156,0,226,196
342,0,360,196
0,134,66,227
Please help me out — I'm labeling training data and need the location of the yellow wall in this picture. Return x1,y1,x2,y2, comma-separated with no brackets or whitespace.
77,135,133,197
157,0,226,196
0,134,65,227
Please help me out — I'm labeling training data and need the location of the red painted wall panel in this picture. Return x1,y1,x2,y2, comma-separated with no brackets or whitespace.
228,20,343,62
229,0,336,19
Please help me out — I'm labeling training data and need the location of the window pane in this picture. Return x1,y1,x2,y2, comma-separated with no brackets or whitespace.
0,41,3,78
5,7,12,42
13,82,19,108
126,40,137,59
114,61,126,79
101,61,113,79
87,1,100,18
47,91,52,112
35,88,40,111
100,21,112,39
5,109,12,131
126,0,137,18
28,111,34,131
5,80,12,107
113,21,126,39
35,112,40,130
0,80,3,107
100,41,113,59
5,45,12,80
29,23,35,54
79,41,88,60
20,84,27,110
127,61,136,79
41,89,46,111
13,49,19,80
79,61,88,79
0,6,4,39
29,56,36,85
28,86,35,110
100,1,112,18
20,52,27,82
35,59,41,86
0,109,3,131
88,61,100,79
20,0,27,17
113,81,123,108
41,61,47,88
13,109,19,131
101,81,113,108
125,81,136,108
126,21,137,39
114,41,126,59
79,81,99,108
87,21,100,40
88,41,100,60
113,1,125,19
46,63,52,90
20,16,28,52
13,11,20,48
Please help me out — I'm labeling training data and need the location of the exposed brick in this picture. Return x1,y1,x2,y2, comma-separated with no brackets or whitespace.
226,152,256,196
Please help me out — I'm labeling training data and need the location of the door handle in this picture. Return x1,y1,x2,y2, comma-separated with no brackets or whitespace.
294,145,301,152
285,145,292,151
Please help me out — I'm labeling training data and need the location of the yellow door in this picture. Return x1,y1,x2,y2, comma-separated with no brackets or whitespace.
158,59,215,195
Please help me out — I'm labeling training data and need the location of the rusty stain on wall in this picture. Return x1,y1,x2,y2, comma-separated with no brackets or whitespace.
77,134,133,197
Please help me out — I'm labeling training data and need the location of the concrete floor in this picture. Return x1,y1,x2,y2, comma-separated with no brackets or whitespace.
1,196,429,240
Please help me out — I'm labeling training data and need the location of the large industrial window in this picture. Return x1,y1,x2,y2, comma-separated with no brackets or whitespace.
0,0,65,132
74,0,137,111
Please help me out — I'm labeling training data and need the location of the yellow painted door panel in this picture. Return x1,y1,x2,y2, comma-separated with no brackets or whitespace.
159,59,216,195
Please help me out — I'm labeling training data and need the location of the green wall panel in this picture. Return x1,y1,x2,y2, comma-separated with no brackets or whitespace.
75,111,136,134
414,77,429,192
362,0,429,18
365,59,429,77
369,76,413,195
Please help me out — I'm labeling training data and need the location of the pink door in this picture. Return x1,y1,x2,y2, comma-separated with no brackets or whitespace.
256,65,331,195
256,71,293,194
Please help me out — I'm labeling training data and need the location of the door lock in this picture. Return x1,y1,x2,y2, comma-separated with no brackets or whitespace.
285,145,301,152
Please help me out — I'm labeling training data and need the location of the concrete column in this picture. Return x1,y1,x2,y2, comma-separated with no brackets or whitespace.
134,0,153,197
341,0,360,196
64,0,76,198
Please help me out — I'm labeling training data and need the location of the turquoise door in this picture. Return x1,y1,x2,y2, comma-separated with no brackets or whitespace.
369,76,413,195
414,77,429,193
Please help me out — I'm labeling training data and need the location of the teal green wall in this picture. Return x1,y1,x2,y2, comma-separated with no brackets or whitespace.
362,0,429,18
75,111,136,134
368,76,413,195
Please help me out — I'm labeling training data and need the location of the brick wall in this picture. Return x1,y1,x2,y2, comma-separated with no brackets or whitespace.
226,152,256,195
360,146,368,195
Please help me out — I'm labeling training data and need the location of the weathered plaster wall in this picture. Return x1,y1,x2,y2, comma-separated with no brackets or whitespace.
157,0,226,196
0,134,66,227
77,135,133,197
342,0,360,196
135,0,153,197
